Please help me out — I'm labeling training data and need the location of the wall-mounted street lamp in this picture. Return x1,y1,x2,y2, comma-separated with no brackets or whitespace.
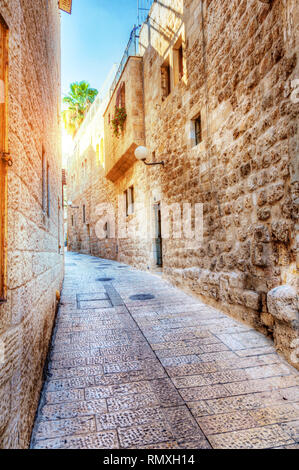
135,146,165,166
67,201,79,209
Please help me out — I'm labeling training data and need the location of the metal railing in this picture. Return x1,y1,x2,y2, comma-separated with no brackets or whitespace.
109,1,156,98
138,0,155,25
109,25,140,98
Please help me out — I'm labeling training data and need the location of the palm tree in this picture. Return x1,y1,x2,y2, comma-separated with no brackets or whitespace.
62,81,98,137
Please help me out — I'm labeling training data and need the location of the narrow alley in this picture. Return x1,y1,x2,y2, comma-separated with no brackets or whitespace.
1,0,299,453
31,253,299,449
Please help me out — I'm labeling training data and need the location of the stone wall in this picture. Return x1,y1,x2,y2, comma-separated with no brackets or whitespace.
0,0,64,448
139,0,299,367
67,94,118,260
67,0,299,368
104,57,145,182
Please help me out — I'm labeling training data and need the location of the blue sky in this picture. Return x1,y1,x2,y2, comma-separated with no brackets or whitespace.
61,0,139,97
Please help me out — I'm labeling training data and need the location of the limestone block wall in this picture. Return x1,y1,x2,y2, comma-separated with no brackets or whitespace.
137,0,299,367
67,147,119,260
67,93,119,260
104,57,145,181
0,0,63,448
67,0,298,368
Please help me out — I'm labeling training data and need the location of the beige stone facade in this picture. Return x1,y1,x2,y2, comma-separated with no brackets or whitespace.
0,0,63,448
67,91,118,260
68,0,298,368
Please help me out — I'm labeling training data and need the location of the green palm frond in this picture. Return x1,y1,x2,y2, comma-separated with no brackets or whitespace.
62,81,98,137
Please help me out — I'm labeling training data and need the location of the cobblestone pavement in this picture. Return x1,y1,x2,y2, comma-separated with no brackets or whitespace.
31,253,299,449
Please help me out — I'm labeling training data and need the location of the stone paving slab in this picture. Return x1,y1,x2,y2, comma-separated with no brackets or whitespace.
31,253,299,449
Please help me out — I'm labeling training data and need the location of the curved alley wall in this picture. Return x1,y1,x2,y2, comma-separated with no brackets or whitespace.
0,0,64,448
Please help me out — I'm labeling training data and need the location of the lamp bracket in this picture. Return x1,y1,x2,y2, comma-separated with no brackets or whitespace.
143,161,165,166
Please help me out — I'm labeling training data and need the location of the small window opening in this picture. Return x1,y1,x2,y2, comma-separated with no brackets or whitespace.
161,57,171,101
192,114,202,146
124,186,134,216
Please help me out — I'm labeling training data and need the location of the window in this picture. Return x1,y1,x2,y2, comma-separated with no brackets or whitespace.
173,38,184,86
120,83,125,108
161,57,171,101
83,204,86,223
71,215,74,227
178,45,183,79
0,15,8,301
124,186,134,216
195,115,202,145
192,113,202,147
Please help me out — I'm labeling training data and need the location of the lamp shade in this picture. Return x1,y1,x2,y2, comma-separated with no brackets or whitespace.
135,146,150,161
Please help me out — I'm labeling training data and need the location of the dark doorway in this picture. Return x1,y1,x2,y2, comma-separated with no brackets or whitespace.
154,203,163,267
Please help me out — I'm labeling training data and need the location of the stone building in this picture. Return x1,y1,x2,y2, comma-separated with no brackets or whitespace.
67,82,118,260
68,0,299,368
0,0,64,448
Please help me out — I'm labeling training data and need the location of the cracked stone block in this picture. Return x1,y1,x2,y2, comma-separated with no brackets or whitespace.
33,430,119,449
118,422,173,448
181,384,229,401
40,400,107,420
280,420,299,442
267,285,298,323
208,424,295,449
107,392,159,412
96,407,165,431
162,406,205,440
149,378,184,406
34,416,96,440
45,389,84,405
243,290,261,310
250,404,299,427
197,410,257,435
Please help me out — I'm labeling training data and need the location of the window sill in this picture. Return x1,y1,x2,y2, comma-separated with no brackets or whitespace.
191,140,205,151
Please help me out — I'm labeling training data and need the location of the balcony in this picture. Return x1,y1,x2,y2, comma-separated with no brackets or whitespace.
104,55,145,182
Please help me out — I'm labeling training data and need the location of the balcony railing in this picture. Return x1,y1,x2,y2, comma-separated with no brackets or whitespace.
109,1,156,98
109,25,140,98
137,0,155,24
